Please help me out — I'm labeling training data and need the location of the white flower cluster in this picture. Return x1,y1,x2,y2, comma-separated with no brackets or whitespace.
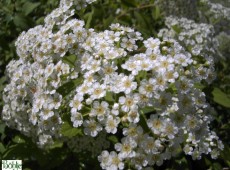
216,32,230,59
2,0,223,169
200,0,230,20
155,0,198,20
158,16,219,64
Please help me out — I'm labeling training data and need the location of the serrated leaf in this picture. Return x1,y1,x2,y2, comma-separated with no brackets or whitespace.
61,121,82,137
212,88,230,108
23,2,40,16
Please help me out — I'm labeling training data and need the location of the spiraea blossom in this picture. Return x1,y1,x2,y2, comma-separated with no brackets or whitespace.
2,0,223,169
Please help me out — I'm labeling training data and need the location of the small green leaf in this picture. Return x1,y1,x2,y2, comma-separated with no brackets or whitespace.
62,54,77,67
12,135,25,144
57,78,82,97
22,2,40,16
172,25,182,34
49,141,63,149
141,106,155,114
107,135,118,143
212,88,230,108
61,121,82,137
105,91,114,102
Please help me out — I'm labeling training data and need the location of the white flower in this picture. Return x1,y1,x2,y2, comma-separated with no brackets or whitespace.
127,108,140,123
69,94,84,113
118,94,139,113
140,136,159,154
98,150,112,169
29,112,38,125
147,114,165,135
119,75,137,94
108,151,124,170
71,112,83,127
90,83,106,100
39,108,54,120
90,101,109,121
139,79,156,98
162,120,178,139
105,115,120,134
143,37,161,50
115,137,137,159
83,119,102,137
123,124,143,139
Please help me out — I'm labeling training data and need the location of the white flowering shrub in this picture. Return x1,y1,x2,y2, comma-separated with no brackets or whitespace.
2,0,225,169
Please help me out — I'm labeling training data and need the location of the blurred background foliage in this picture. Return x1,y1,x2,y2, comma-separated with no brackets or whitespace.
0,0,229,169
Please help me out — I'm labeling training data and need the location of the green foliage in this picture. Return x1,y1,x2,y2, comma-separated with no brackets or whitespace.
212,88,230,108
61,121,83,138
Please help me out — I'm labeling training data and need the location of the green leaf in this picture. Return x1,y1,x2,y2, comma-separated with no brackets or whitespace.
105,91,114,102
61,121,82,137
212,88,230,108
62,54,77,67
13,14,29,29
86,9,94,29
172,25,182,34
22,2,40,16
103,15,114,28
141,106,155,114
49,141,63,149
107,135,118,144
121,0,137,7
220,144,230,166
152,6,160,20
0,122,6,134
3,143,31,159
0,143,6,154
57,78,82,97
12,135,26,144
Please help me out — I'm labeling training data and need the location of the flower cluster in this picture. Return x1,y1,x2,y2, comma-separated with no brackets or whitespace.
155,0,198,20
2,0,223,169
158,16,218,59
200,0,230,20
